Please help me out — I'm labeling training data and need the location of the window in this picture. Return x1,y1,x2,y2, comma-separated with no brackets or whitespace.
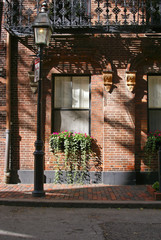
148,75,161,132
52,75,91,134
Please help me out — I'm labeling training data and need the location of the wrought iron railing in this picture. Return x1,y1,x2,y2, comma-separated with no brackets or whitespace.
4,0,161,36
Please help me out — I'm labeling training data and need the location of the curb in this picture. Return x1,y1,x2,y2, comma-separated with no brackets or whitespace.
0,199,161,209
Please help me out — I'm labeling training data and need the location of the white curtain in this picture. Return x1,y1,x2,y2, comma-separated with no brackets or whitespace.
72,76,89,109
148,76,161,131
54,76,72,108
54,111,89,134
148,76,161,108
54,76,89,109
54,76,90,134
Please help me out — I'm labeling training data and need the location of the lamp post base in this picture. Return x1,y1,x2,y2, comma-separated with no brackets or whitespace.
32,190,45,197
32,140,45,197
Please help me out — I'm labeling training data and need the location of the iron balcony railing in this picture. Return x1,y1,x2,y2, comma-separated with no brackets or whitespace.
4,0,161,36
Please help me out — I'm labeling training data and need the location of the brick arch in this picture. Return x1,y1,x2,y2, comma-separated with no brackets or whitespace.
45,54,113,80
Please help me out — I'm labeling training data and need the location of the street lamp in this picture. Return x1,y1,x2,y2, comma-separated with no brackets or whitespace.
32,1,52,197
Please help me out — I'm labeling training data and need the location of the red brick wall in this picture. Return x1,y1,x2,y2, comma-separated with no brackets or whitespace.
1,28,161,182
41,35,156,174
11,41,37,172
104,69,135,172
0,0,6,182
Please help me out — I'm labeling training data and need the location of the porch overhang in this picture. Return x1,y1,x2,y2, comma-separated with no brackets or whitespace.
4,0,161,38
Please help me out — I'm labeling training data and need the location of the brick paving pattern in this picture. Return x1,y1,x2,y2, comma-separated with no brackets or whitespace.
0,184,154,201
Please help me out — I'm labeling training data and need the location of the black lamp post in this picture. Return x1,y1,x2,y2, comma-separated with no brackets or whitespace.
32,1,52,197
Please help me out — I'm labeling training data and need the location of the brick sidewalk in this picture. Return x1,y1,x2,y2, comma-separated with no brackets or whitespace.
0,184,154,201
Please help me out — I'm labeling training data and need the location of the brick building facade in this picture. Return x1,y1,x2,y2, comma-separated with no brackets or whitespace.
0,0,161,184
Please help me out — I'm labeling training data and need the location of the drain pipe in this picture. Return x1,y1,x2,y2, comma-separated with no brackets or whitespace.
4,32,11,183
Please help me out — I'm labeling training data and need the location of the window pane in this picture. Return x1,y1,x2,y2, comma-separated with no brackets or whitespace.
72,76,89,109
149,110,161,132
53,110,89,134
54,76,72,108
148,76,161,108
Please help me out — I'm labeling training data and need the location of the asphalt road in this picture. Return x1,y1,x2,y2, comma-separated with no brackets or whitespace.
0,206,161,240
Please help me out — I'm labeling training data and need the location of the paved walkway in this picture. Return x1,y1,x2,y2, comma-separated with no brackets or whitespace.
1,184,161,209
0,184,153,201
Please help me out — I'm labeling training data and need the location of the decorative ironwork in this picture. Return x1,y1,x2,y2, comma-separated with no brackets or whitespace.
4,0,161,36
104,0,112,25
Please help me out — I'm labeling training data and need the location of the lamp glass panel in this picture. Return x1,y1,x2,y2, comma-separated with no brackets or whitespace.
34,28,48,45
46,28,52,46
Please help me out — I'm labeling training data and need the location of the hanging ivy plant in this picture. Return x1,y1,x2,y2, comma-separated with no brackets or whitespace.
49,131,94,183
144,130,161,164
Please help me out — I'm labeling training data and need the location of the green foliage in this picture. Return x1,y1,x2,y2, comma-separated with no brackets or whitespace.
144,130,161,162
49,131,94,184
152,181,159,192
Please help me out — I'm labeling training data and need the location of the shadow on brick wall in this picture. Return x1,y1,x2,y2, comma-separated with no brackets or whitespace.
0,0,3,39
10,36,21,183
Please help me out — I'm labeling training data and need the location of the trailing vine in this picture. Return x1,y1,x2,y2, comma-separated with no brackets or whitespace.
144,130,161,167
49,131,94,184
